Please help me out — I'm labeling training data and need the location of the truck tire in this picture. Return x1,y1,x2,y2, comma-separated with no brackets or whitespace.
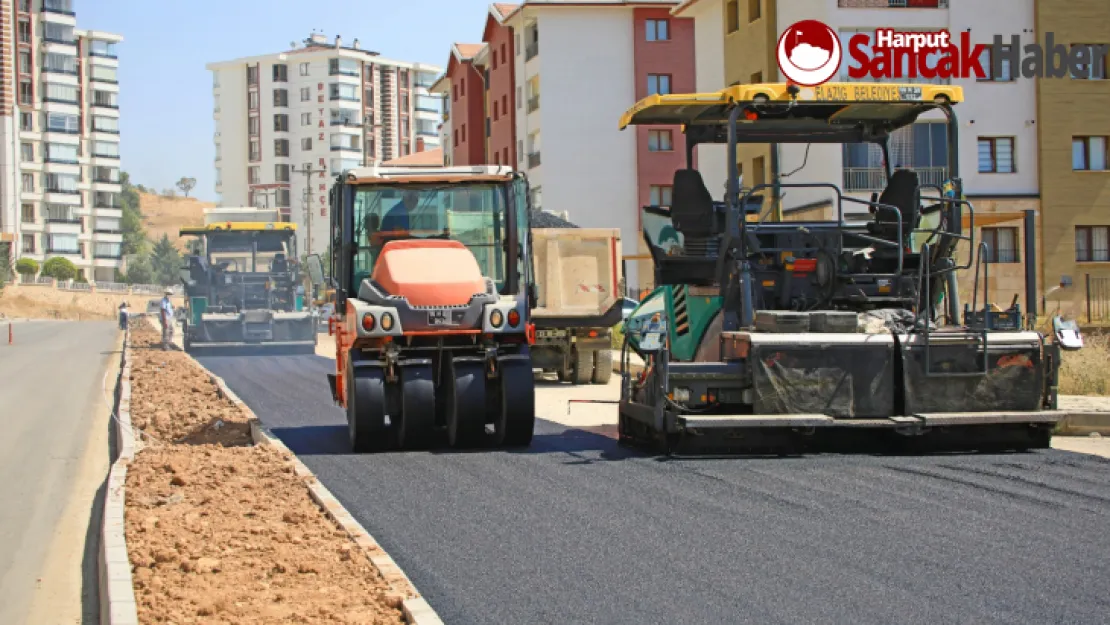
348,361,389,453
591,349,613,384
571,348,593,385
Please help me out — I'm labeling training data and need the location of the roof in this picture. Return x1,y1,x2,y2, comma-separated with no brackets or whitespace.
381,147,445,167
618,82,964,143
492,3,520,19
340,164,516,185
499,0,679,20
454,43,486,60
671,0,711,15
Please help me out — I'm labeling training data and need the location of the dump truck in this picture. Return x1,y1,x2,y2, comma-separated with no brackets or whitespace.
614,82,1082,455
178,217,316,352
312,164,537,452
530,226,624,385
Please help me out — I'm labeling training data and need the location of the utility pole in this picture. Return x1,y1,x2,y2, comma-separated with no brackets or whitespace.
292,164,327,256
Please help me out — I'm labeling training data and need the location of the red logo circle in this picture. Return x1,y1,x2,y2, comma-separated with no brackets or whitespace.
776,20,842,86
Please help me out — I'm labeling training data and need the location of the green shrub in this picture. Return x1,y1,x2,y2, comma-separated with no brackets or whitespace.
15,258,39,278
42,257,78,281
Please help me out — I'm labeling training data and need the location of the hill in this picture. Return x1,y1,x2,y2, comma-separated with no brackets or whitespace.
138,192,213,250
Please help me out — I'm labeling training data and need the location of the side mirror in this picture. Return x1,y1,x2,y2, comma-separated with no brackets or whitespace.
305,254,325,286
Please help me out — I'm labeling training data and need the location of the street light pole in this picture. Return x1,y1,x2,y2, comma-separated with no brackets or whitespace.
292,164,327,256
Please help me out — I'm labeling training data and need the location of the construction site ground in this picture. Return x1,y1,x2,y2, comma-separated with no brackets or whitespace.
0,284,184,321
192,326,1110,625
121,324,408,624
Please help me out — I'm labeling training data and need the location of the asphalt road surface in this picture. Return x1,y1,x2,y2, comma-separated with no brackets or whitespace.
198,352,1110,625
0,320,117,624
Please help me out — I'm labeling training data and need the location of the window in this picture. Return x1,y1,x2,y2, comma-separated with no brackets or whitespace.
247,65,259,85
748,0,760,22
273,89,288,107
17,19,31,43
45,83,78,103
978,46,1014,81
752,156,766,186
273,64,288,82
48,234,79,253
978,137,1015,173
92,116,119,134
329,83,358,100
300,62,310,76
517,86,523,109
89,40,117,57
275,164,290,182
22,173,35,192
301,112,312,126
93,90,118,108
274,139,290,157
494,100,499,120
22,234,35,253
329,58,360,76
95,217,121,233
90,65,118,83
45,173,79,192
726,0,739,33
274,114,289,131
18,51,30,74
95,243,121,258
248,91,259,110
646,19,669,41
502,94,508,115
248,166,260,184
21,143,33,161
647,74,671,95
981,227,1019,263
249,115,260,136
276,189,291,208
93,141,119,157
330,133,359,151
1076,226,1110,262
22,204,34,223
331,108,358,126
648,130,673,152
93,166,120,183
301,137,312,150
1070,44,1108,80
43,52,76,74
19,80,32,105
44,0,74,13
649,185,673,207
20,112,33,131
43,22,74,43
249,139,260,161
1073,136,1108,171
301,87,311,102
45,143,78,163
46,204,77,221
415,94,441,113
44,112,79,134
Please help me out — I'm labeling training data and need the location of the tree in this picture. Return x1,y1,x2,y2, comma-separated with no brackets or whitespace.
150,234,182,286
15,258,39,279
42,257,78,282
119,171,147,256
122,254,153,284
176,177,197,198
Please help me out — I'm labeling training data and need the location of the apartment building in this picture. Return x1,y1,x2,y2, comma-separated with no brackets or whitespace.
207,33,444,255
1035,0,1110,316
432,1,694,289
0,0,124,282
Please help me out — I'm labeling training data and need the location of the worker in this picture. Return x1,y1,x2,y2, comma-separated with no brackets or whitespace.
159,288,175,350
379,189,420,232
118,301,129,331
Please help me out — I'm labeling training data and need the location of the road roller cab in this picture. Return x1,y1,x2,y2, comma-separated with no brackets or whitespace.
313,164,538,452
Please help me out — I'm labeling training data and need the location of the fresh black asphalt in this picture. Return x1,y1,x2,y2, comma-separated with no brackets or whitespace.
196,352,1110,625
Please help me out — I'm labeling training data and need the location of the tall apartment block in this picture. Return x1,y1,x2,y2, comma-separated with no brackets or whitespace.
432,0,695,289
207,33,444,256
0,0,124,282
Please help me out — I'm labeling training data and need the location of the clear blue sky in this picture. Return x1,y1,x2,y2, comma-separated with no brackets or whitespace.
80,0,494,202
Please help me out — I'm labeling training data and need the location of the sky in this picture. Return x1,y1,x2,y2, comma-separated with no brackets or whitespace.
79,0,496,203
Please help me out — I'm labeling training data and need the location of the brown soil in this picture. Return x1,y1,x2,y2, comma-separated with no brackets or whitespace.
124,323,407,624
138,192,212,251
0,286,184,321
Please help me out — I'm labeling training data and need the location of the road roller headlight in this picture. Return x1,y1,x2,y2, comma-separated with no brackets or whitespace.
490,309,504,328
507,309,520,328
361,313,375,331
380,312,395,331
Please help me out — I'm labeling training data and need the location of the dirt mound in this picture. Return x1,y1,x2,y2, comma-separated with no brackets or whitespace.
126,444,405,624
128,325,251,446
139,192,212,251
0,286,183,321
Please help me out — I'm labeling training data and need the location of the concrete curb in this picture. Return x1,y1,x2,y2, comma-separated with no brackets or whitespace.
99,327,140,625
1057,413,1110,436
160,319,444,625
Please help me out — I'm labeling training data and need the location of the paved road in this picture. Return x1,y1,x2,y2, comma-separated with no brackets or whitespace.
198,352,1110,625
0,320,118,625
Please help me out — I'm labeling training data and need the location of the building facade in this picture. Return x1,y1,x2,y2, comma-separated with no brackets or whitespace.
207,33,443,256
432,0,694,290
0,0,124,282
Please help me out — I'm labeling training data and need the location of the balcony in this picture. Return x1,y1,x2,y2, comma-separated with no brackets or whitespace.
89,46,117,59
94,202,121,210
95,253,122,259
527,152,541,169
43,36,77,46
525,42,539,61
45,156,79,165
92,152,120,160
45,217,81,224
43,0,76,16
46,248,81,255
42,67,78,77
842,166,947,192
45,188,81,195
837,0,947,6
331,145,360,152
91,101,119,110
527,96,539,113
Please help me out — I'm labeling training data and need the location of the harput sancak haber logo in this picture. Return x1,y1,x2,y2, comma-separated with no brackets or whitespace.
777,20,843,87
776,20,1110,87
